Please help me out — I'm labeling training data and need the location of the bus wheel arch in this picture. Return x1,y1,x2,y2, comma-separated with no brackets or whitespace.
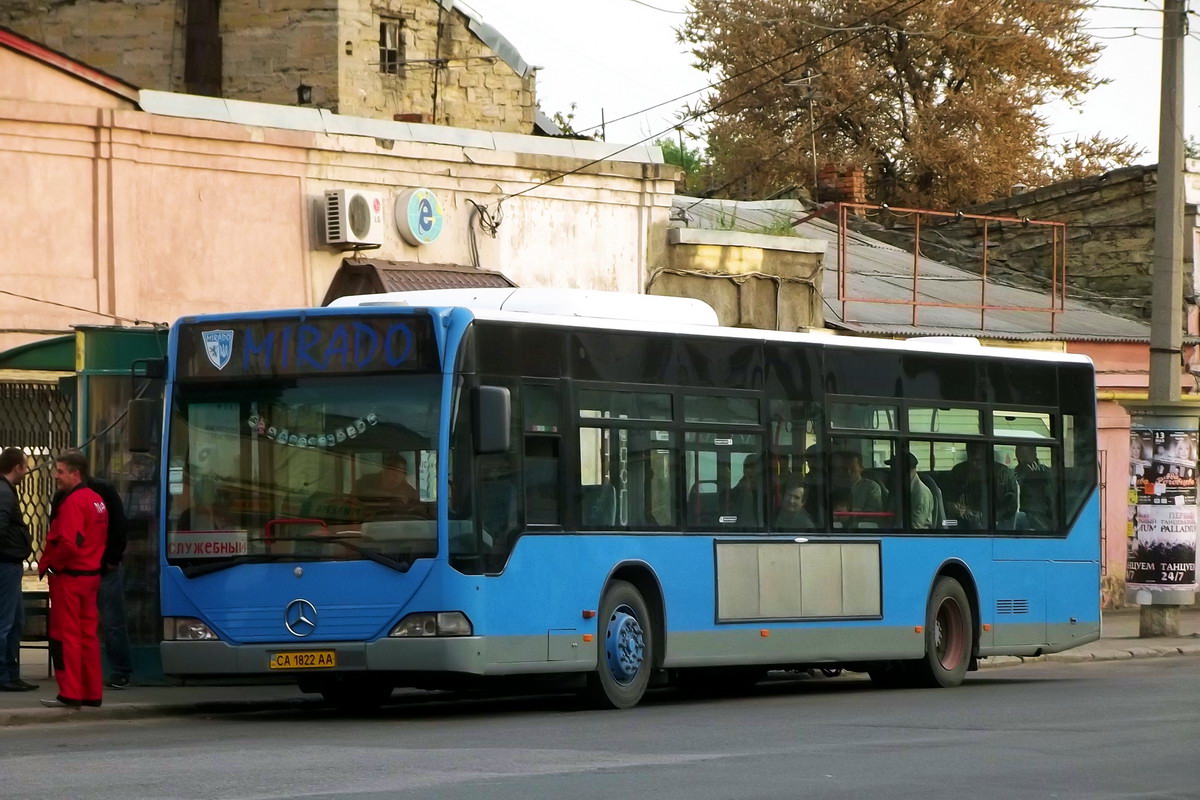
933,559,981,664
911,567,976,688
585,564,665,709
604,562,667,670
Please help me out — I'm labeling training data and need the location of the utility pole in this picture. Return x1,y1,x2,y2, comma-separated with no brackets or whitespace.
1138,0,1189,637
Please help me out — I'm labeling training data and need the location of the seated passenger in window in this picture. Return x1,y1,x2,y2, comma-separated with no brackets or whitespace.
1013,444,1052,529
948,442,1018,528
775,481,815,529
831,451,884,527
355,454,428,519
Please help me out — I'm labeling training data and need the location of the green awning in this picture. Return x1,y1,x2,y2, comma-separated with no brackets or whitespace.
0,335,74,372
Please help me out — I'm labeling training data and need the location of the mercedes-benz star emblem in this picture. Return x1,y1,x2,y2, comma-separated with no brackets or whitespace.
284,599,318,638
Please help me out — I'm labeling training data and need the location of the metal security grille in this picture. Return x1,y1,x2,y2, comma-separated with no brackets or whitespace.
0,381,72,570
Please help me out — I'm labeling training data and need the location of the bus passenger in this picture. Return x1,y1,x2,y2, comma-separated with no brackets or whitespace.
948,442,1018,528
355,454,426,519
775,481,814,529
887,452,934,529
831,451,883,527
732,454,762,527
1014,445,1052,529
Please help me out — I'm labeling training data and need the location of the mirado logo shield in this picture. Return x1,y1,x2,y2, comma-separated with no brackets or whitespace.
201,329,234,371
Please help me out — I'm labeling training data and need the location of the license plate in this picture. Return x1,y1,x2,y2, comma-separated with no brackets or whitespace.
269,650,336,670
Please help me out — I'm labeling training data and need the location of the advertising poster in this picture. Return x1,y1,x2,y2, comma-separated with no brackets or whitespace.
1128,429,1199,591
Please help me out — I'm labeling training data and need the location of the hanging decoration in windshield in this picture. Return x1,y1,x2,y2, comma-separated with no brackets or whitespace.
177,314,437,379
246,411,378,449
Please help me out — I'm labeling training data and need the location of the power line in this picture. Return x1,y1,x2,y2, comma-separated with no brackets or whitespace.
500,0,932,203
684,0,1011,207
576,4,1177,135
0,288,164,327
616,0,689,13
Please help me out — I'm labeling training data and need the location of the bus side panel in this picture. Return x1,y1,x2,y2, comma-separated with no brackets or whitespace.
450,534,998,672
1045,560,1101,652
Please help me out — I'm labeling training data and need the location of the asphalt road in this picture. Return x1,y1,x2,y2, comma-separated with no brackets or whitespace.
3,658,1199,800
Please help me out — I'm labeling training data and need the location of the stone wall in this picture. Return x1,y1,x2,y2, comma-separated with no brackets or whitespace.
222,0,339,109
338,0,535,132
1,0,537,133
0,0,182,92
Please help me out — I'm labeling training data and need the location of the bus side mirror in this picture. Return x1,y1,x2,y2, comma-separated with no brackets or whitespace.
127,398,160,453
473,386,511,455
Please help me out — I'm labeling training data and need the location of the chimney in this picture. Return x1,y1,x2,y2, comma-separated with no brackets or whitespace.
817,164,867,211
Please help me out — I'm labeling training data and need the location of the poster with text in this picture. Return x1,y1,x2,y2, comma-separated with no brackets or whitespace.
1128,429,1200,591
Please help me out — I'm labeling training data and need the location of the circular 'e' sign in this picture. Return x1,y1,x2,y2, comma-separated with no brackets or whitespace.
395,187,444,246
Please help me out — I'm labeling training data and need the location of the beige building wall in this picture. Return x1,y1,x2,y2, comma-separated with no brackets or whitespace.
2,0,537,133
0,50,674,351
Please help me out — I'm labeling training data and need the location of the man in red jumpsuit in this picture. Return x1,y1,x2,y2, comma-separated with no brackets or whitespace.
39,450,108,709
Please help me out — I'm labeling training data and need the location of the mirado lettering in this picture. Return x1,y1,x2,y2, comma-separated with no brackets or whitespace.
241,321,414,372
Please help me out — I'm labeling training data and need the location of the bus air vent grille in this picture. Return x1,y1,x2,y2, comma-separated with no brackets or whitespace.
995,599,1030,615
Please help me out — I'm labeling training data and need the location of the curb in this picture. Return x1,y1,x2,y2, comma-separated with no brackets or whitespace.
0,697,317,728
979,642,1200,670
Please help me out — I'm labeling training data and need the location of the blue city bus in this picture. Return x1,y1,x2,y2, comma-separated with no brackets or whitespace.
155,289,1100,709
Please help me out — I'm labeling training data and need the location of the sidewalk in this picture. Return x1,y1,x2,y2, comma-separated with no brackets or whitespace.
3,609,1198,727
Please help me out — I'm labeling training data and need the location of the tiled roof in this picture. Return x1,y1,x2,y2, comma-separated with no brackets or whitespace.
321,259,515,306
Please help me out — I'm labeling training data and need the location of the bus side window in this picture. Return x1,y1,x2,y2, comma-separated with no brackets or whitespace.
523,384,561,525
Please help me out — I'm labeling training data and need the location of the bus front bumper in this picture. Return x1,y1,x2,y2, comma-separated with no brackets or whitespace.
161,637,487,677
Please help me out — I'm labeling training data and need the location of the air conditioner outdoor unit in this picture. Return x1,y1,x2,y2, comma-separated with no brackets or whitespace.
324,189,386,247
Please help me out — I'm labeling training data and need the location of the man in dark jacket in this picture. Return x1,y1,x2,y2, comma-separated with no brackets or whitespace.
0,447,36,692
51,467,131,688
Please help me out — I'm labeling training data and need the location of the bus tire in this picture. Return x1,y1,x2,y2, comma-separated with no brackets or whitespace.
319,676,394,711
585,580,654,709
911,576,973,688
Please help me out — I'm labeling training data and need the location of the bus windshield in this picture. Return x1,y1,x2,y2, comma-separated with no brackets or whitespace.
165,374,442,574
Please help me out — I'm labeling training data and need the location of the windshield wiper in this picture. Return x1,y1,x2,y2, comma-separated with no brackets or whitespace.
295,534,413,572
180,554,290,578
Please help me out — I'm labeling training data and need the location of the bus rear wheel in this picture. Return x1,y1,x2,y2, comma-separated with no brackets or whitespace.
585,580,654,709
910,576,972,688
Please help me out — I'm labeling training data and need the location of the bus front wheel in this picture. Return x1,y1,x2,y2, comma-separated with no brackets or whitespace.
585,580,654,709
911,576,973,688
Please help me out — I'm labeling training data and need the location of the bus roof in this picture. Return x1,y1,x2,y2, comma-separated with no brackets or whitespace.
327,289,1092,366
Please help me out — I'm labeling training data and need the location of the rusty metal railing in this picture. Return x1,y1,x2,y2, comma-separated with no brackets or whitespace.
836,203,1068,333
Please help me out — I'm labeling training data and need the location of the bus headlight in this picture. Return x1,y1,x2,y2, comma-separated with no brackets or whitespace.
389,611,473,637
164,617,220,641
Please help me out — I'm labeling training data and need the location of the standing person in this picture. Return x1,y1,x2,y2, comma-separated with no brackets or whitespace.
0,448,36,692
54,470,132,688
887,452,934,530
39,451,108,709
1013,444,1053,530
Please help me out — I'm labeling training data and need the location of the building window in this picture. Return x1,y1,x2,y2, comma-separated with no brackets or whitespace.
379,19,402,74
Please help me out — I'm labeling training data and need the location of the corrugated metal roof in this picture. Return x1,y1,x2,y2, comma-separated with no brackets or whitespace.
672,197,1152,342
446,1,530,78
